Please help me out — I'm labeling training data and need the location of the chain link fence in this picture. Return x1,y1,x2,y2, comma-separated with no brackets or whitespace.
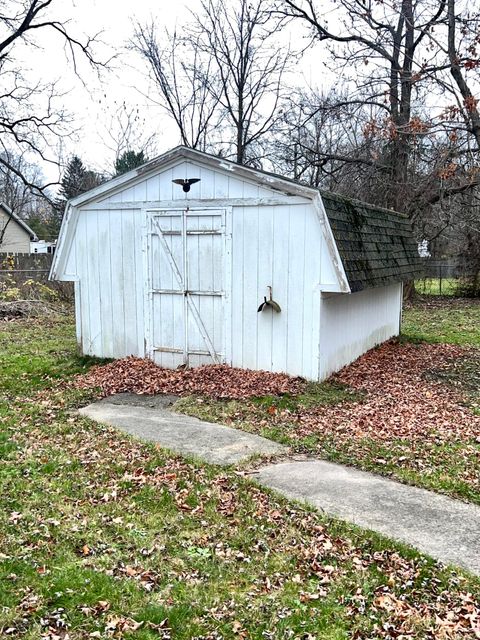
416,259,478,296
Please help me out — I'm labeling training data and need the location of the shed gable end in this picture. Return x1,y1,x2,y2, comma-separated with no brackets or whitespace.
96,159,294,206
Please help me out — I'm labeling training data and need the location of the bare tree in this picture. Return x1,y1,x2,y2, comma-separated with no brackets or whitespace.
0,151,44,213
0,0,105,248
446,0,480,148
132,25,221,150
275,0,480,294
277,1,480,211
0,0,104,194
190,0,291,165
100,103,158,173
274,87,390,195
133,0,291,166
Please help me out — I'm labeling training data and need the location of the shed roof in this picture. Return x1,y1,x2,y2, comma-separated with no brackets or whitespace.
320,191,422,293
51,146,422,292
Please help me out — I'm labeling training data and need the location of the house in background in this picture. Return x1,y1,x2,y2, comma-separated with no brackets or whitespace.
50,146,421,380
31,239,56,254
0,203,38,254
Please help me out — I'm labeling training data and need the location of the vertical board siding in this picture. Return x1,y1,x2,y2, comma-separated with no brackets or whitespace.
74,208,144,358
134,180,147,202
159,168,174,201
240,206,259,369
213,170,229,198
121,210,138,356
230,206,244,366
256,205,274,371
110,210,126,357
135,211,146,357
319,283,402,379
97,161,282,205
71,159,330,379
304,217,323,378
96,211,114,357
285,206,306,376
75,214,89,352
270,207,290,374
86,211,102,356
146,176,160,201
74,280,82,346
231,203,322,378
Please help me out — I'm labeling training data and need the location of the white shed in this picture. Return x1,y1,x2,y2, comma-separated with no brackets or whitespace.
50,147,420,380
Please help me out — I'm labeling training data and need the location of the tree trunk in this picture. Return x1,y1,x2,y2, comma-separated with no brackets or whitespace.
403,279,416,301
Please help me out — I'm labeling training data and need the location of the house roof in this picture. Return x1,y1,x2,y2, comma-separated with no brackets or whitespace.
320,192,422,293
0,202,38,241
51,146,422,292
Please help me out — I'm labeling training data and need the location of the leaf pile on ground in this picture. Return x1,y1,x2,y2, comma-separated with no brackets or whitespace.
294,341,480,444
73,356,306,399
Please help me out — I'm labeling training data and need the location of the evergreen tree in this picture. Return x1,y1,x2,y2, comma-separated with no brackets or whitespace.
54,156,104,236
24,209,56,241
59,156,103,201
115,150,148,176
59,156,86,201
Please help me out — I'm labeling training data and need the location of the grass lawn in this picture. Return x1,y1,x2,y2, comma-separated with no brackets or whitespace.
402,296,480,345
415,278,458,296
1,314,480,638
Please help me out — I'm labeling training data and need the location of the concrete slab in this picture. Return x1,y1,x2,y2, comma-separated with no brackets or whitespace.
97,393,179,410
255,460,480,575
79,401,286,465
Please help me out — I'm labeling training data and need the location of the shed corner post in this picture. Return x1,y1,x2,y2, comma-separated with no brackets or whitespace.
223,206,233,366
141,207,153,360
74,279,83,353
398,281,404,336
316,288,323,382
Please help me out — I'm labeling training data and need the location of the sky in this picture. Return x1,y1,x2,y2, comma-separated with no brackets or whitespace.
37,0,196,181
23,0,329,186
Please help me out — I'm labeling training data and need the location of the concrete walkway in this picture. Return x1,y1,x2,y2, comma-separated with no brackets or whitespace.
256,460,480,575
80,394,285,465
81,395,480,576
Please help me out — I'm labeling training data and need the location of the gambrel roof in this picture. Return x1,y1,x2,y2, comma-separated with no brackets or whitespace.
321,192,422,293
51,146,421,292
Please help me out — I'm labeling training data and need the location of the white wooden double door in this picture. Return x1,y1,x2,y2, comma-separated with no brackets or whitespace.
146,208,231,368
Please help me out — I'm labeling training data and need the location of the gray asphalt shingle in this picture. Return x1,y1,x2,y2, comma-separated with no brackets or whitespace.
321,191,423,292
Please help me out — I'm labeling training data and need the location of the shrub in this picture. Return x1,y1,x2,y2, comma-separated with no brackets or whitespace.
454,275,480,298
